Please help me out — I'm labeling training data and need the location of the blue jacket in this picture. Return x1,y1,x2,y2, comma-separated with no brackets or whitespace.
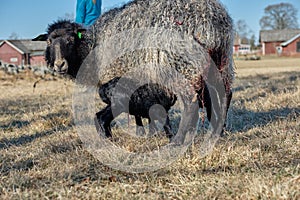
75,0,102,26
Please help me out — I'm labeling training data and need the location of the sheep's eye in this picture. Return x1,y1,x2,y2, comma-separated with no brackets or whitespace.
47,39,51,46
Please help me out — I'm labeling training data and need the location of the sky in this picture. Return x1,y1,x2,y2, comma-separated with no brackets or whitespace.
0,0,300,43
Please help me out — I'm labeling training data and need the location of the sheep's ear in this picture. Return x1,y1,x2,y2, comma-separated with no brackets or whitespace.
32,34,48,41
77,29,86,39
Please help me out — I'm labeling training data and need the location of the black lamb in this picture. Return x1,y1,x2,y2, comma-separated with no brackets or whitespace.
97,77,177,138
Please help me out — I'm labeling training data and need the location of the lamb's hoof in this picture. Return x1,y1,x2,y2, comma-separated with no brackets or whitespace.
164,127,174,140
166,133,174,141
148,124,159,137
147,129,157,137
170,134,185,145
94,117,109,138
136,126,146,136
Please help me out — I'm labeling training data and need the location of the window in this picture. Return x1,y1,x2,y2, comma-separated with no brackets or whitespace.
297,42,300,52
10,57,18,62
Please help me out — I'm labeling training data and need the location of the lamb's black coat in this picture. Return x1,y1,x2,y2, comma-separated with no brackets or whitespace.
97,77,178,137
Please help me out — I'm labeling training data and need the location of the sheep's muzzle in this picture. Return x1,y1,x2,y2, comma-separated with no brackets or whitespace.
53,58,68,74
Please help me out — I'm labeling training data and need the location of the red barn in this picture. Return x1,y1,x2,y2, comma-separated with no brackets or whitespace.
259,29,300,56
0,40,46,66
281,33,300,56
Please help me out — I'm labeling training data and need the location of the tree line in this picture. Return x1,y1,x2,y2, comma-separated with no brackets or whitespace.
236,2,298,49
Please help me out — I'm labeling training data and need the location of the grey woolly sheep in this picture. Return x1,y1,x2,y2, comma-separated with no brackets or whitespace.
33,0,234,143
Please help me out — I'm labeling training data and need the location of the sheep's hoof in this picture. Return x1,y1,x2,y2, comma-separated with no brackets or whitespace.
220,126,226,137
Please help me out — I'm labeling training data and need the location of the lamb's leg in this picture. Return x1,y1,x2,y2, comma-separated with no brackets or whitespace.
135,116,146,136
148,118,159,136
95,105,114,137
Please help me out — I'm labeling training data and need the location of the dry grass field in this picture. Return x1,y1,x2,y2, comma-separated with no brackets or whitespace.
0,57,299,199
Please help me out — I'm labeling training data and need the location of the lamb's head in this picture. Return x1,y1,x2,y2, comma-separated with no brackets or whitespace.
33,20,87,77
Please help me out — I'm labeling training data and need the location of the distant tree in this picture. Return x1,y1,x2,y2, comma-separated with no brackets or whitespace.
9,32,20,40
260,3,299,30
235,20,256,46
235,20,250,39
58,13,75,21
249,34,256,50
103,1,127,13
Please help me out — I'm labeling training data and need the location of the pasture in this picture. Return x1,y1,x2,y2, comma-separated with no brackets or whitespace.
0,57,299,199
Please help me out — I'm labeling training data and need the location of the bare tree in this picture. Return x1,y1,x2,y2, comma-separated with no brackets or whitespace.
235,20,250,39
235,19,255,44
249,34,256,50
9,32,20,40
58,13,75,21
260,3,299,30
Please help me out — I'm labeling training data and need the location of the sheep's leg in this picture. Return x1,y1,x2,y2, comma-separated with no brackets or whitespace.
204,84,212,123
205,78,230,136
223,89,232,129
171,101,199,145
135,116,146,136
94,105,114,137
196,82,212,123
163,115,173,139
204,99,212,123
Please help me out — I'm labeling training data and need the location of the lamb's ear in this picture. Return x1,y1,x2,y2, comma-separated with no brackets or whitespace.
32,34,48,41
77,29,87,39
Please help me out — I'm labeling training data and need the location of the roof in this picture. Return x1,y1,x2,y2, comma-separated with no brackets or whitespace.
0,40,25,54
281,33,300,46
30,51,45,56
260,29,300,42
0,40,46,54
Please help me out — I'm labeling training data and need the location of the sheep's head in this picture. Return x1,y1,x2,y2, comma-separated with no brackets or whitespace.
33,20,86,77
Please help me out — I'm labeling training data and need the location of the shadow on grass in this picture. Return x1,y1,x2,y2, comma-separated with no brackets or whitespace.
200,156,300,175
0,108,72,130
0,98,49,116
0,108,73,149
228,106,299,133
0,120,31,130
0,94,69,117
0,125,72,150
0,158,38,176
